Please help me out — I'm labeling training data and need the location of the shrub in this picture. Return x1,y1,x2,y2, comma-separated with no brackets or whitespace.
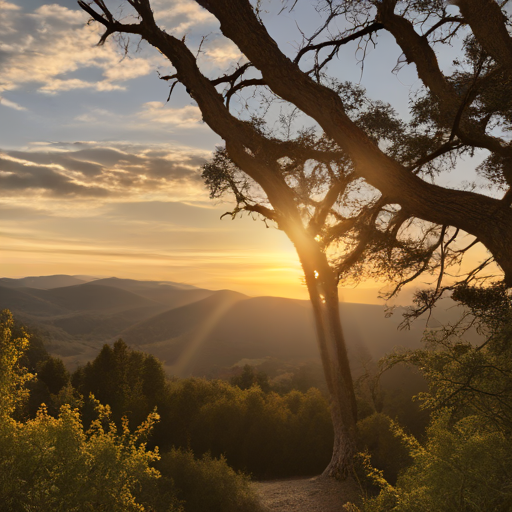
357,413,411,485
157,448,263,512
0,403,166,512
0,310,176,512
355,412,512,512
350,303,512,512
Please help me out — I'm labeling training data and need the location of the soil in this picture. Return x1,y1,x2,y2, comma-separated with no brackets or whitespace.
253,475,361,512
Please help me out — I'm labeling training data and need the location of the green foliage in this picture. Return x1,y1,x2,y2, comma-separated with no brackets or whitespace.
355,363,430,439
73,339,167,429
0,403,164,511
70,343,334,478
14,321,50,373
357,413,411,485
37,356,70,395
157,448,262,512
352,293,512,512
160,378,333,478
0,311,178,512
23,361,76,420
230,364,271,392
388,321,512,432
3,321,71,420
0,310,33,419
451,282,512,335
358,412,512,512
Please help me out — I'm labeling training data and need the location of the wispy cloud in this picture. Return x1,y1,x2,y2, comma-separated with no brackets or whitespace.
138,102,204,128
153,0,216,34
0,96,26,110
0,3,153,107
0,141,210,201
0,1,247,113
202,40,243,66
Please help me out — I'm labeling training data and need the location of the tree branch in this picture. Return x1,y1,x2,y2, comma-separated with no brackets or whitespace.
456,0,512,79
293,22,384,65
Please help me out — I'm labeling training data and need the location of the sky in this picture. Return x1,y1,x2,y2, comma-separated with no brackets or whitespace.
0,0,492,303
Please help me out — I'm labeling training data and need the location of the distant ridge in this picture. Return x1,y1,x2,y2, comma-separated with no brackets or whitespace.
0,274,448,373
0,275,88,290
0,284,67,316
87,277,214,309
122,289,247,345
89,277,201,291
25,283,161,313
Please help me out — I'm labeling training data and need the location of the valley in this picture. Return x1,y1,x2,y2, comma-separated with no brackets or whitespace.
0,274,438,376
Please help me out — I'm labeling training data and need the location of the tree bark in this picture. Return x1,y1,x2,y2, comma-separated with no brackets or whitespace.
291,231,357,479
196,0,512,285
456,0,512,80
79,0,512,477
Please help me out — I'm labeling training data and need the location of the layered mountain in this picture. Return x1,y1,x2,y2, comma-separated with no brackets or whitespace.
121,294,428,376
0,275,91,289
87,277,213,309
0,275,448,374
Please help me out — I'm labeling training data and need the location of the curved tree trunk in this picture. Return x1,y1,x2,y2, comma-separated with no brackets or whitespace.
294,244,358,479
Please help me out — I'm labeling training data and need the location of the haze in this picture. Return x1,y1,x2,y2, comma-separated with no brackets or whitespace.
0,0,490,303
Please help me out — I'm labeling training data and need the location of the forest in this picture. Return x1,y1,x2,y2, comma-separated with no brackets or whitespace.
3,0,512,509
75,0,512,482
2,278,511,511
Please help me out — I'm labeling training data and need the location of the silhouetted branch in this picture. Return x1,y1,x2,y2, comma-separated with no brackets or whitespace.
293,22,384,65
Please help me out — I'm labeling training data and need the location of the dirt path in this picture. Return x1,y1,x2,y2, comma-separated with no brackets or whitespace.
253,476,361,512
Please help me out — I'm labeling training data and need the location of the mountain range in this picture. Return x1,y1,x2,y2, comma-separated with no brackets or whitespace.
0,274,459,376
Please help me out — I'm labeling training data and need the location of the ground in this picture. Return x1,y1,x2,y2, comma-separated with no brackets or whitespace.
253,475,361,511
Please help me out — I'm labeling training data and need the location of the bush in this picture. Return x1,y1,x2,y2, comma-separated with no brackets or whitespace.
0,310,177,512
160,379,333,477
350,296,512,512
356,412,512,512
0,404,166,512
157,448,262,512
357,413,411,485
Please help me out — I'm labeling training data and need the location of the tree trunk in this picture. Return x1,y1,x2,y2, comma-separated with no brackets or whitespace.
296,246,358,479
196,0,512,286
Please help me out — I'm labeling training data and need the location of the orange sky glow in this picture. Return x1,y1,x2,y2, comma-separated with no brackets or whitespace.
0,1,499,305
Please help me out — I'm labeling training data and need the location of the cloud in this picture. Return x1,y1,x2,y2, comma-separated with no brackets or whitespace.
146,0,244,69
0,96,25,110
0,2,154,105
138,102,204,128
0,1,248,113
154,0,216,35
73,101,209,133
0,155,109,197
0,141,210,201
0,1,20,10
203,40,243,66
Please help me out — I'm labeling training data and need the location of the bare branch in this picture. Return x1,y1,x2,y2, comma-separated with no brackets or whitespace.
293,22,384,65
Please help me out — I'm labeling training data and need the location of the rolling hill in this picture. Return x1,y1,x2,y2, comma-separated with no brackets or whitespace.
0,285,67,316
87,277,214,309
25,283,162,313
0,275,90,289
121,294,428,376
0,275,453,374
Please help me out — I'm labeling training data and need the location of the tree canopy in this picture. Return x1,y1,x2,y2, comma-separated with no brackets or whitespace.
79,0,512,295
78,0,512,477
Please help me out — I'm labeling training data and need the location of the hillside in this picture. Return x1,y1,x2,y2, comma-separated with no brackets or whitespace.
0,275,90,289
122,294,428,377
0,285,67,316
24,283,162,313
87,277,214,308
0,275,451,373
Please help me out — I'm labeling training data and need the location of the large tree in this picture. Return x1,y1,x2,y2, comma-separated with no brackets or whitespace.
78,0,512,477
